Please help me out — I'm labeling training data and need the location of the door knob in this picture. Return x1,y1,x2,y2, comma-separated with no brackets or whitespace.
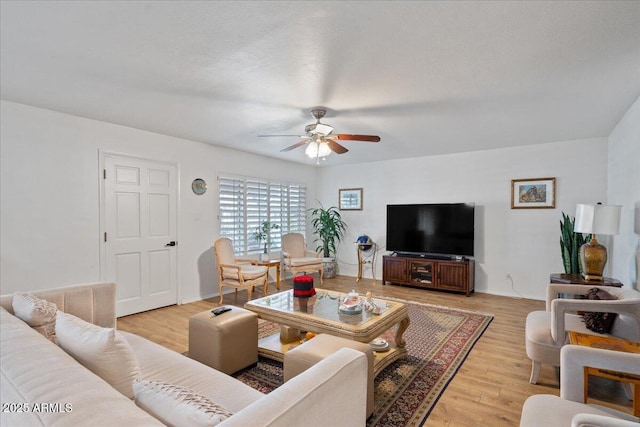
165,241,177,247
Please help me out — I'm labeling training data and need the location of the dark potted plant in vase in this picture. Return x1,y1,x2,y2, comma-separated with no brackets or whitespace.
559,212,590,274
309,204,347,279
253,220,280,262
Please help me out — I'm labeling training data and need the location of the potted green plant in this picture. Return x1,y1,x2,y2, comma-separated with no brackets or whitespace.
309,204,347,278
559,212,590,274
253,220,280,262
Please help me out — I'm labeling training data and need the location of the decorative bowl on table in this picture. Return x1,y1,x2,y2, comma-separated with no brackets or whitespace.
369,338,390,352
338,290,363,315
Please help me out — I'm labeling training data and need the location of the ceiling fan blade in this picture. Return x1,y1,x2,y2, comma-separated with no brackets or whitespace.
334,134,381,142
280,140,309,152
326,139,349,154
259,134,307,138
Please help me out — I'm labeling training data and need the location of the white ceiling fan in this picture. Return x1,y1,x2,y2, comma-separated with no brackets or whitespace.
259,108,380,163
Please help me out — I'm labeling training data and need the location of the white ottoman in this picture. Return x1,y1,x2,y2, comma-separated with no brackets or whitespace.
284,333,375,417
188,306,258,375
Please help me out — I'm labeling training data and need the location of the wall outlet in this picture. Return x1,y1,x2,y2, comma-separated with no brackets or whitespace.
505,273,512,279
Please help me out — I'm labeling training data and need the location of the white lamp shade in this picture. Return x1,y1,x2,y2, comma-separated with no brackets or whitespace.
574,204,622,235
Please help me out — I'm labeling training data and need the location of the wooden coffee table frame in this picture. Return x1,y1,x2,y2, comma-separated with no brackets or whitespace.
245,289,410,377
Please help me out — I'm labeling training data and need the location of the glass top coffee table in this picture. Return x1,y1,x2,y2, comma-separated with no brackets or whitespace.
244,288,410,376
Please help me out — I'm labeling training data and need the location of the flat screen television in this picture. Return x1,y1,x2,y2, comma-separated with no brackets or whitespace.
386,203,475,257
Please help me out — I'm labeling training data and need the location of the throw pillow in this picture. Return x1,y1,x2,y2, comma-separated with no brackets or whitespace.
580,287,618,334
55,311,140,399
133,379,233,427
12,292,58,344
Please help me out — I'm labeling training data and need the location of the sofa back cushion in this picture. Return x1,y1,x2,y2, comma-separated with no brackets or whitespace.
1,307,163,426
56,311,140,399
12,292,58,343
1,282,117,328
133,379,233,426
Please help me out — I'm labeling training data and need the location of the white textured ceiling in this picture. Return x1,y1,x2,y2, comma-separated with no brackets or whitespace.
1,1,639,166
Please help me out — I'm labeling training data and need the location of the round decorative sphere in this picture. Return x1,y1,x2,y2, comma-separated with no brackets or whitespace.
357,235,373,251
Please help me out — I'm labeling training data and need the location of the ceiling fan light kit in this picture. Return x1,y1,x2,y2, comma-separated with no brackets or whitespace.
305,140,332,158
259,107,381,163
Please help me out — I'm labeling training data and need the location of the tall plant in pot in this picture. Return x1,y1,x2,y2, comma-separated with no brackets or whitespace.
559,212,590,274
309,204,347,279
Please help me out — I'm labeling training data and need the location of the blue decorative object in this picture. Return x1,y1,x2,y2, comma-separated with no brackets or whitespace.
357,235,373,251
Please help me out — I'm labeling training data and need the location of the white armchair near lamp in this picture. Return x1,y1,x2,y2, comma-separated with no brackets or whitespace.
520,345,640,426
525,283,640,384
525,202,636,384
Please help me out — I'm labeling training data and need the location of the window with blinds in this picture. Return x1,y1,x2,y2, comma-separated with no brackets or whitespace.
218,176,306,255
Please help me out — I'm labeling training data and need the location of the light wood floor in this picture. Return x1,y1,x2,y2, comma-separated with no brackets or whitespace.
118,275,633,426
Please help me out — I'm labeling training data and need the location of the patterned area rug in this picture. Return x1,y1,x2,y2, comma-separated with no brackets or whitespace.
232,299,493,426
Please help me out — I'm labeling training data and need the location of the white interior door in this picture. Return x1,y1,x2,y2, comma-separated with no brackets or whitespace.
102,154,178,317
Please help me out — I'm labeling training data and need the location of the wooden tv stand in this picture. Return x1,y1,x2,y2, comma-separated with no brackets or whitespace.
382,254,475,296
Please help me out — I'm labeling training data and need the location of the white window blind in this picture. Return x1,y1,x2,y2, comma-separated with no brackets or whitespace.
218,175,306,255
218,177,245,255
288,184,306,236
268,182,287,251
246,179,268,253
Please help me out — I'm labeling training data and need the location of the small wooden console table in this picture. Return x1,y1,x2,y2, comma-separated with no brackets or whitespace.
383,255,474,296
550,273,623,288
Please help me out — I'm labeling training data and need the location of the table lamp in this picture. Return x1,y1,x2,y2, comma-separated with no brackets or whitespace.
574,203,622,281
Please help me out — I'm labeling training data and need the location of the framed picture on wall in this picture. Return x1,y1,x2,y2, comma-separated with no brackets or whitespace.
511,177,556,209
339,188,363,210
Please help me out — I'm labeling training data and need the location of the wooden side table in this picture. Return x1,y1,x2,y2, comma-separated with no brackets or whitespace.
251,259,281,290
568,331,640,417
550,273,623,287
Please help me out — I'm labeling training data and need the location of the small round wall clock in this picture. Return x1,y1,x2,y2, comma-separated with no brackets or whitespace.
191,178,207,195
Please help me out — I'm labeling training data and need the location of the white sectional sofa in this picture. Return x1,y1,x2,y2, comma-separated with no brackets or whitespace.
1,282,368,426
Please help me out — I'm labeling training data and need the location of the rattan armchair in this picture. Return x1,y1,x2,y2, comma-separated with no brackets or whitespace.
214,238,268,303
281,233,323,284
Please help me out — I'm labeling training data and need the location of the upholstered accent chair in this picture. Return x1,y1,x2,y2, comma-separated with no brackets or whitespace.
525,283,640,384
281,233,323,284
214,238,268,304
520,345,640,426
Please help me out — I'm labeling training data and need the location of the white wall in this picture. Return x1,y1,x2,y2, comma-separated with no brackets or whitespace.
0,101,318,302
2,99,635,303
317,138,609,300
608,95,640,290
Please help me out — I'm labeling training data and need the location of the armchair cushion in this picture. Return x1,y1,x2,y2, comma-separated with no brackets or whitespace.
581,288,618,334
221,265,268,280
288,257,323,268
